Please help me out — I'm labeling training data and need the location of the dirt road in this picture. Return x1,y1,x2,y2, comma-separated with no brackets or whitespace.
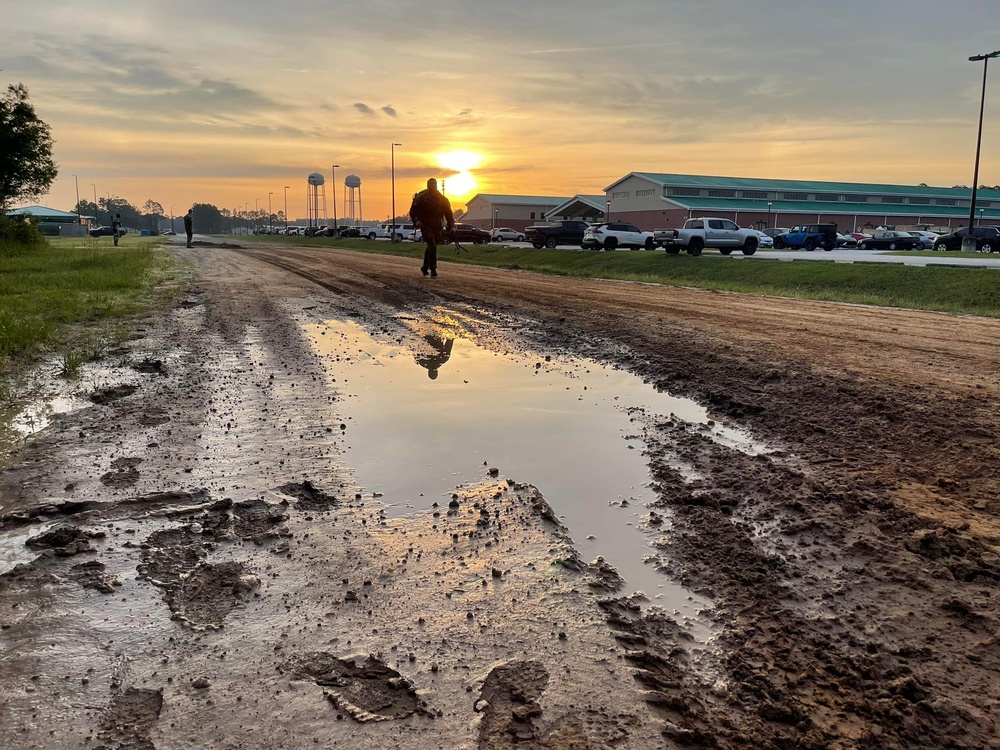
1,245,998,749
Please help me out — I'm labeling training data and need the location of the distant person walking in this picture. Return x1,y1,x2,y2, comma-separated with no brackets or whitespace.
409,178,455,277
183,208,193,248
112,212,122,247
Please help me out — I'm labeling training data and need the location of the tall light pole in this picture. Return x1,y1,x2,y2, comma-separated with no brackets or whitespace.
268,192,273,232
968,50,1000,232
767,201,773,229
255,197,261,233
332,164,340,228
605,200,611,222
979,207,986,225
73,175,81,224
493,208,498,230
245,202,250,235
169,204,176,233
91,184,98,220
284,186,290,231
391,143,402,242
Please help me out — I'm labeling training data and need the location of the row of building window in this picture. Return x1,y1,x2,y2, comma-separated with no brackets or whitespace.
664,187,989,207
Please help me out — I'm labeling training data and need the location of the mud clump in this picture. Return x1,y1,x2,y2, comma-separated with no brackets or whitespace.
284,652,431,722
95,687,163,750
0,500,102,530
26,524,95,556
89,384,139,405
101,457,143,488
230,499,290,542
71,560,122,593
277,480,339,511
132,359,167,375
137,527,257,628
477,661,549,748
167,560,257,628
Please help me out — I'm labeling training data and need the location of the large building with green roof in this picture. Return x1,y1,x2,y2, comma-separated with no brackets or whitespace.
602,173,1000,233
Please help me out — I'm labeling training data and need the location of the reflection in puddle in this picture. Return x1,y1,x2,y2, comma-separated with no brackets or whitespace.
308,318,766,622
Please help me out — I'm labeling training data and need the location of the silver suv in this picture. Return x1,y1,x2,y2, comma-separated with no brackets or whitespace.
582,222,654,251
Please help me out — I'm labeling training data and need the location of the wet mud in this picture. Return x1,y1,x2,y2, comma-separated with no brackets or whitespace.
0,245,998,749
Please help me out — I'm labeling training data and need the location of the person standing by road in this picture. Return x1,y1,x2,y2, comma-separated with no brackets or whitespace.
409,178,455,277
112,212,122,247
183,208,194,248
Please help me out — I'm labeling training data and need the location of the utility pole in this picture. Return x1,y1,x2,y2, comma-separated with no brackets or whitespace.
968,50,1000,232
73,175,81,224
332,164,340,228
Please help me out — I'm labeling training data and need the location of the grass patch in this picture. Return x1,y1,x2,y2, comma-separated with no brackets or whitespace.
0,235,175,370
232,235,1000,317
883,250,997,259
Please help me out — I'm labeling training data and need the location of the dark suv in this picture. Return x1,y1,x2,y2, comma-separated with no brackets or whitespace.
773,224,838,251
932,226,1000,252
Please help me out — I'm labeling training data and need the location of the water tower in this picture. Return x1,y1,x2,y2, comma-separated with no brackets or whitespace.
344,175,362,224
307,172,327,229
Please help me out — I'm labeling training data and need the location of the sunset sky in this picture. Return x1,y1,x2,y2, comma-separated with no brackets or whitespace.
5,0,1000,221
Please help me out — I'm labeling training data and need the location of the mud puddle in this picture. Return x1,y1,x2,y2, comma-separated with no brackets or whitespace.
306,318,767,620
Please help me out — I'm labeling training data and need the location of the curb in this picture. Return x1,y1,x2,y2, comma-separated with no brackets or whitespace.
853,260,905,265
926,263,992,269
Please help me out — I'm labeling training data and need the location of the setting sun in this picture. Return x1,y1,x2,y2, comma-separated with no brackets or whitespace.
436,150,482,172
441,170,476,199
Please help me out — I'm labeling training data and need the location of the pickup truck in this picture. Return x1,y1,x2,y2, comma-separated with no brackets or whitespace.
653,218,759,256
524,220,591,249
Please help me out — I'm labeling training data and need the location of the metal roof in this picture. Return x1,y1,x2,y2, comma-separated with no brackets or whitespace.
5,204,84,220
546,194,606,213
468,194,568,207
663,195,1000,219
620,172,1000,201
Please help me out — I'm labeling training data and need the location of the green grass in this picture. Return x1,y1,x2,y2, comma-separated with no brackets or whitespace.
0,236,175,370
231,234,1000,317
883,250,997,259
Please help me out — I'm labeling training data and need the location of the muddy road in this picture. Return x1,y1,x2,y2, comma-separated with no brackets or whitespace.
1,245,998,749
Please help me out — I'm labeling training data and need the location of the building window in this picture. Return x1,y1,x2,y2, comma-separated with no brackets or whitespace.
708,189,736,198
741,191,768,199
669,187,701,197
813,193,841,201
783,192,808,200
908,197,930,205
935,199,956,206
612,191,630,200
844,194,868,202
880,196,904,204
635,189,654,198
530,212,535,219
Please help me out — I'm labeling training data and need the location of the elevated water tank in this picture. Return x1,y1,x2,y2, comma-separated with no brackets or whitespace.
308,172,325,186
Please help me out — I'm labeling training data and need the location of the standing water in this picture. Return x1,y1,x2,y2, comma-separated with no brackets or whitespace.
307,319,766,615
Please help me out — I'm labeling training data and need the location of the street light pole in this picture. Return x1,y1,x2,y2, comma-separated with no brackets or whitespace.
91,184,98,221
968,50,1000,232
245,202,250,235
605,200,611,222
268,192,273,232
767,201,773,229
391,143,402,242
332,164,340,228
284,186,290,232
169,204,176,233
493,208,498,230
979,207,985,225
73,175,81,224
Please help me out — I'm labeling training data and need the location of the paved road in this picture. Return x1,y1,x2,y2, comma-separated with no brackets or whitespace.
187,235,1000,269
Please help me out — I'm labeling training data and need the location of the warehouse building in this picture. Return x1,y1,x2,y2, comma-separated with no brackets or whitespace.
463,194,567,231
600,173,1000,233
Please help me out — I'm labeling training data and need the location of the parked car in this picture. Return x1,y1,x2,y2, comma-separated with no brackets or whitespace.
932,226,1000,251
847,232,872,242
773,224,838,251
762,227,791,239
836,233,859,247
447,223,491,245
908,231,939,249
654,218,760,256
962,225,1000,252
583,222,655,251
525,220,590,249
755,230,774,248
858,230,922,250
386,223,416,242
88,225,117,238
491,227,525,242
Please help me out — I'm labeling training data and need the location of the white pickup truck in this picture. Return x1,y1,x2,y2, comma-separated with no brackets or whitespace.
654,218,759,256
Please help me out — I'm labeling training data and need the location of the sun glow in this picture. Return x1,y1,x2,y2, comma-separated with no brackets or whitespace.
436,150,482,172
442,171,477,199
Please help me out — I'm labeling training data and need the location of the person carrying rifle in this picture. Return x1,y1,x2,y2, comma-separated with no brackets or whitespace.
409,178,455,277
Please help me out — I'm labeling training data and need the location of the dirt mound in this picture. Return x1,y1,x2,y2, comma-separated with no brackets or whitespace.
101,457,143,488
284,652,432,722
70,560,121,593
26,524,95,556
95,687,163,750
90,384,138,404
276,480,339,510
167,560,258,628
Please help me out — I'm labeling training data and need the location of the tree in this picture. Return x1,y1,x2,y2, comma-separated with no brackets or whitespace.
0,83,58,211
142,199,164,231
191,203,225,234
